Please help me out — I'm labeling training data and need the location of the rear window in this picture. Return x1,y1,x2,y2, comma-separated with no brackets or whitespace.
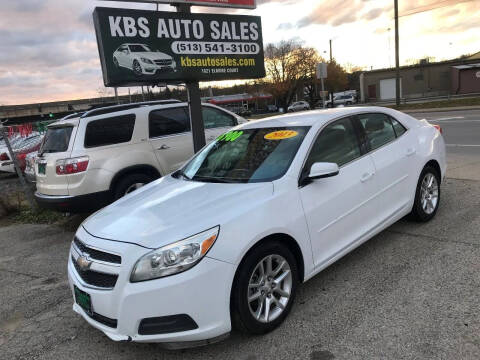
40,127,73,154
85,114,135,148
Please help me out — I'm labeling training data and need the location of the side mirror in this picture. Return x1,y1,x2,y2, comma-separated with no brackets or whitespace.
308,162,339,180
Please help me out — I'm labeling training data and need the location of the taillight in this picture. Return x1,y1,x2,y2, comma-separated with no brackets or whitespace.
0,153,9,161
56,156,89,175
17,153,27,161
433,124,443,134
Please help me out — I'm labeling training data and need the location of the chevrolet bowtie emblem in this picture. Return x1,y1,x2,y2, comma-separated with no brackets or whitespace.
77,253,92,271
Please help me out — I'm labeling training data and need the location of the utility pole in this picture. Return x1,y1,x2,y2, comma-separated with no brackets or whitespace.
329,39,333,62
176,3,206,153
394,0,401,106
0,122,36,210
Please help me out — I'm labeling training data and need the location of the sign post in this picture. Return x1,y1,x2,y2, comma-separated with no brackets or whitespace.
175,3,206,152
316,63,328,109
92,3,264,153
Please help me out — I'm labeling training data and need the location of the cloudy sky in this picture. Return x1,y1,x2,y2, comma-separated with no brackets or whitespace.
1,0,479,105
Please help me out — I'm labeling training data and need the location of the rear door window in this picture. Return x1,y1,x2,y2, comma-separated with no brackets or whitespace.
202,106,237,129
84,114,135,148
149,107,190,138
356,113,396,151
40,127,73,153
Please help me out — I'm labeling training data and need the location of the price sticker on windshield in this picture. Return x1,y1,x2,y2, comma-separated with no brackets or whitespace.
264,130,298,140
217,130,243,142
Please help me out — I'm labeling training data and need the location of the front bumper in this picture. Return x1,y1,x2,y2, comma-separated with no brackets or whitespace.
142,65,175,75
35,190,112,213
67,227,235,345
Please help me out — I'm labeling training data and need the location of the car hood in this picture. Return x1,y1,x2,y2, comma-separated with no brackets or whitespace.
135,51,171,60
82,176,274,249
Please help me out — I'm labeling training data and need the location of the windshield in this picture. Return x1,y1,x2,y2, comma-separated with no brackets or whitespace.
180,126,310,183
40,126,73,154
129,44,149,52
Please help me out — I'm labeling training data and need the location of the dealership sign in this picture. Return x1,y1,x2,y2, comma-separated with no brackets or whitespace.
102,0,256,9
93,7,265,86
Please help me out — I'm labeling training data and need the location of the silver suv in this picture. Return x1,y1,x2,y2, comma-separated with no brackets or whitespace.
34,100,245,212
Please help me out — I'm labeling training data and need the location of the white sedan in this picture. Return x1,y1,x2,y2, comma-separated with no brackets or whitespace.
113,43,176,76
68,107,446,347
288,101,310,112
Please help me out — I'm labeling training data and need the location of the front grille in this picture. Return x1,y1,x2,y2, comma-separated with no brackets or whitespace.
154,59,172,66
72,256,118,289
73,237,121,264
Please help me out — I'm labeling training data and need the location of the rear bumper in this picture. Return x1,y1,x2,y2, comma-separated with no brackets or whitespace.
35,190,112,213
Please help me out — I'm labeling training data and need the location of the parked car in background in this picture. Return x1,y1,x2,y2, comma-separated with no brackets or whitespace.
68,106,445,346
35,100,246,213
267,104,278,113
288,101,310,112
0,134,43,173
24,151,38,182
325,94,356,108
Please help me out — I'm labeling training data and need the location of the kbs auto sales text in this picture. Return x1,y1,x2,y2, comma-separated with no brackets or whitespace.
108,16,259,41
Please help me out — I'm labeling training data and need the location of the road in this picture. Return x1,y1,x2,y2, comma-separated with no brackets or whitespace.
1,109,479,359
410,109,480,181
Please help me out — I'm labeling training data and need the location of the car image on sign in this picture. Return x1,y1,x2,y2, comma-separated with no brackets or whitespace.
113,43,176,76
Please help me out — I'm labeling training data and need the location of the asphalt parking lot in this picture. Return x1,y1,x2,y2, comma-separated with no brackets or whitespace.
1,110,479,359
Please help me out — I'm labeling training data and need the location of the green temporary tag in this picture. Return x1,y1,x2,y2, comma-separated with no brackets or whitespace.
217,130,243,142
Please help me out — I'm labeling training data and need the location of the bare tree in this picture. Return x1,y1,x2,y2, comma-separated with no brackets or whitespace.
261,40,307,111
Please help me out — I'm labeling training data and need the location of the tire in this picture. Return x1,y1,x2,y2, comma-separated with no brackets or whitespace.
346,101,352,106
410,165,440,222
327,103,333,108
132,60,143,76
114,173,154,200
231,241,299,335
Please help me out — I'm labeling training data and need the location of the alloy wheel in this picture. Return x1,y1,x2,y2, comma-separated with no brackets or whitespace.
420,173,439,215
247,254,292,323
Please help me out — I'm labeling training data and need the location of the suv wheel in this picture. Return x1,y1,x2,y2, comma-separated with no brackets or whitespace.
114,173,154,200
231,241,299,335
410,165,440,222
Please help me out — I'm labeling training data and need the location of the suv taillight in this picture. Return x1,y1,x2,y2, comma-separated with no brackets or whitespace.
56,156,89,175
0,153,9,161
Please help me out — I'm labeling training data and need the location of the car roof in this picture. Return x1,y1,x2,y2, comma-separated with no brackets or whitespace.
239,107,407,129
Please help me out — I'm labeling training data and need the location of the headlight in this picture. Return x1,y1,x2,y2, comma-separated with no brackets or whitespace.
141,57,153,64
130,226,219,282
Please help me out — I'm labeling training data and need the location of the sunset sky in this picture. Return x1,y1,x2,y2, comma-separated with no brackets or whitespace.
1,0,479,105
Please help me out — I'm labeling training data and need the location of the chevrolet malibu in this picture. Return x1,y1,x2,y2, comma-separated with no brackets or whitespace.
68,107,446,348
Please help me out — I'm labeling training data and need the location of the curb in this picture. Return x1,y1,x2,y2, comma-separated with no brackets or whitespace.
401,106,480,114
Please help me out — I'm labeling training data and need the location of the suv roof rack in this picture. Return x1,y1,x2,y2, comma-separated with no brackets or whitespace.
81,100,182,118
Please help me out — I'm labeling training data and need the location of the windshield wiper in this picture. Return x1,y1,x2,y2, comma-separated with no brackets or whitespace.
191,175,242,183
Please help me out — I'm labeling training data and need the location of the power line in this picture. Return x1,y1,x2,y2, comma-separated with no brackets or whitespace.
399,0,476,17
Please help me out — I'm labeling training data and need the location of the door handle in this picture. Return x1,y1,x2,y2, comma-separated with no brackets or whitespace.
406,147,416,156
157,144,170,150
360,172,374,182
